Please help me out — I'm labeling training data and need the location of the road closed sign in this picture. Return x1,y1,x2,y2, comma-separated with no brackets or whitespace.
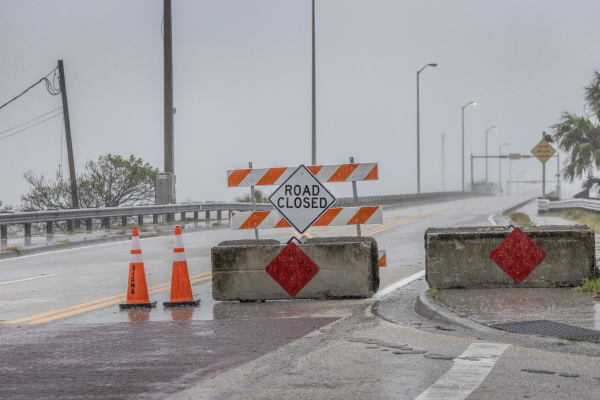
268,165,336,233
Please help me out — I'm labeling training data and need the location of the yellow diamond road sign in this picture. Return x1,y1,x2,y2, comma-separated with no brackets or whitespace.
531,139,556,164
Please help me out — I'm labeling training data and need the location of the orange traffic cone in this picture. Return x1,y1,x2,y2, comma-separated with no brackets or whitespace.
119,227,156,309
163,226,200,307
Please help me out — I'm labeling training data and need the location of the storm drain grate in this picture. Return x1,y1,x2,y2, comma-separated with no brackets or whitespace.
490,320,600,341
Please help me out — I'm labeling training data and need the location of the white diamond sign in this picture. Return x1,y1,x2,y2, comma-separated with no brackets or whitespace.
268,165,336,233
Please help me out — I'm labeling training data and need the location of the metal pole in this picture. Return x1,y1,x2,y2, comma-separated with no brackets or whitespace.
485,129,488,187
543,163,546,197
441,134,445,192
499,147,502,195
509,160,512,196
164,0,174,174
57,60,79,211
417,70,420,194
350,157,361,237
557,153,560,199
461,107,464,191
471,153,474,192
311,0,316,165
250,162,259,239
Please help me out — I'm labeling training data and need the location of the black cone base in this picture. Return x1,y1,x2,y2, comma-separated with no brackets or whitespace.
163,299,201,307
119,301,157,309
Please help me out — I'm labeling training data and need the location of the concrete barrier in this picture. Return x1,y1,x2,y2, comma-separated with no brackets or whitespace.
211,236,380,301
424,225,595,289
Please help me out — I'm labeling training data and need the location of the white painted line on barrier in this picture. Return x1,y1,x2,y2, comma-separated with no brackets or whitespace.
0,274,58,285
415,342,510,400
488,213,497,226
372,270,425,300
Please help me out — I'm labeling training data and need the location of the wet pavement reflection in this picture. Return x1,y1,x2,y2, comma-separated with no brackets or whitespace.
437,287,600,330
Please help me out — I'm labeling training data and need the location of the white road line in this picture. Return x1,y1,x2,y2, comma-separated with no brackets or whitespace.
487,213,497,226
0,274,58,285
372,270,425,300
415,342,510,400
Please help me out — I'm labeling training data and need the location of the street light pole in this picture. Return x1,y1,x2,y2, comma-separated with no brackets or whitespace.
441,133,445,192
517,172,525,196
416,63,437,194
485,126,498,188
499,143,509,196
462,102,476,191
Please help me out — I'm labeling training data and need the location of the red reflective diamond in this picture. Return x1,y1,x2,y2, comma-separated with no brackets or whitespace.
490,227,546,283
266,242,319,296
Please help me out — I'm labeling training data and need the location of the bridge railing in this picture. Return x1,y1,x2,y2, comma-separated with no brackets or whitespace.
0,191,483,247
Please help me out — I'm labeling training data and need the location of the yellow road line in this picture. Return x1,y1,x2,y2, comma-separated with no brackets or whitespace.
4,273,212,325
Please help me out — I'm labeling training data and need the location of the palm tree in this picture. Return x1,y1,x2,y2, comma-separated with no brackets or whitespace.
552,70,600,194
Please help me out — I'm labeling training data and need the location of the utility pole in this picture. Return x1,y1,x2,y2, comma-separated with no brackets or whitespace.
542,131,546,197
441,133,445,192
57,60,79,210
311,0,316,165
164,0,174,175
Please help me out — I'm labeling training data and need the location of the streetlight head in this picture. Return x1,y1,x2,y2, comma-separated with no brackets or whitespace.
429,63,438,67
471,102,477,105
494,126,498,129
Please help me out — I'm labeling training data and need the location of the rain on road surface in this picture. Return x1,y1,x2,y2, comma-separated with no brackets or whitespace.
4,196,595,399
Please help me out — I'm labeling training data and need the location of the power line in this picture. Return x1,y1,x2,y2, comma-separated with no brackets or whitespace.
0,112,63,141
0,107,62,135
0,67,60,111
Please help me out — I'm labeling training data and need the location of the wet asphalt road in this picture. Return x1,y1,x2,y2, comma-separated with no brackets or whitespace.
5,196,596,399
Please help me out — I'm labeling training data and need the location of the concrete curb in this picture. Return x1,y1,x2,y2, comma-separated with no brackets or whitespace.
0,224,229,260
414,288,491,333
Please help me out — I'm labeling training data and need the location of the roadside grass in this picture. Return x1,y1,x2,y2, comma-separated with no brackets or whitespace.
574,277,600,294
56,238,70,243
502,211,536,226
547,208,600,231
1,244,22,254
428,286,438,298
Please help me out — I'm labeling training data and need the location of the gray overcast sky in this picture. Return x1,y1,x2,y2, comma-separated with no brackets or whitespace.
1,0,599,206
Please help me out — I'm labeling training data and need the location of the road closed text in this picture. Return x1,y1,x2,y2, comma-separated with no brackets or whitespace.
277,185,329,209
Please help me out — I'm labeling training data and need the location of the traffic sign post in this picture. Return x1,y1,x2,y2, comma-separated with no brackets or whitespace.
268,165,336,234
531,137,557,197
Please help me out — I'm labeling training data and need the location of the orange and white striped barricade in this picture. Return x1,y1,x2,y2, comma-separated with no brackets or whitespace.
378,250,387,267
227,162,378,187
119,227,156,309
231,206,383,230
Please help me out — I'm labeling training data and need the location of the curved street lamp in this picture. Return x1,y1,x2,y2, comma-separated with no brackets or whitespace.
485,126,498,186
462,102,476,191
499,143,509,196
416,63,437,194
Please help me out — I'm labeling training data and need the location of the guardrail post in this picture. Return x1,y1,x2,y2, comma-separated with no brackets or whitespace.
104,217,110,232
217,210,222,225
166,213,172,223
181,212,186,224
86,219,93,234
205,211,210,222
121,216,127,228
24,223,32,246
138,215,144,226
193,211,198,227
153,214,159,228
1,225,7,250
67,220,74,234
47,221,53,237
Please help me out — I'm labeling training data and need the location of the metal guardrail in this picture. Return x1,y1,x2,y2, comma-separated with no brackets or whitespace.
0,202,273,225
0,191,481,227
538,198,600,213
